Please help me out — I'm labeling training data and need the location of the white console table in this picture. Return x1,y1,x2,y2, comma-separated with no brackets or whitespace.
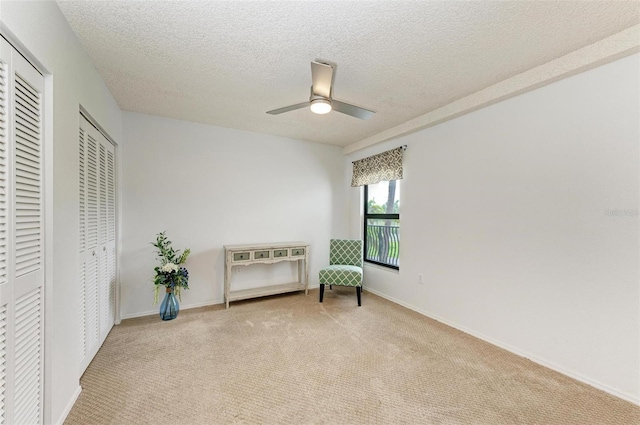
224,241,310,309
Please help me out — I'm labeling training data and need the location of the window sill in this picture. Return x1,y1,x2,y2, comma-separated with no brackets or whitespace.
364,261,400,274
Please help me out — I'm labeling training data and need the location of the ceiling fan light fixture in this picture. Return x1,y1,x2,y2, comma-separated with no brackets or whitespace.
310,98,332,114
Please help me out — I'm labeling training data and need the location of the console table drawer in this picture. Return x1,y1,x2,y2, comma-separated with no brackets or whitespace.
291,248,305,256
233,252,251,261
274,249,288,258
254,250,270,260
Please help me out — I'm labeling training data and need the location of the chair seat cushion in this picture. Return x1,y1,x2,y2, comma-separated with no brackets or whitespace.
319,265,363,287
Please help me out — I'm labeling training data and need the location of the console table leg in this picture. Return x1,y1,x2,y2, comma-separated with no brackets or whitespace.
300,259,308,295
305,257,309,295
224,262,230,309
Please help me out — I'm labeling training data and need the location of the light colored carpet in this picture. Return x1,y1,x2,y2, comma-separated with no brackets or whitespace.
65,287,639,424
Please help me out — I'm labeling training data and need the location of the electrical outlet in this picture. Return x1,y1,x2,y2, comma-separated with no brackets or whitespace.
418,274,423,284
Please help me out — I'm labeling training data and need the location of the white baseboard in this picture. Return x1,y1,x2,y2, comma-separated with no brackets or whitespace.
53,385,81,425
120,287,322,320
120,299,224,320
364,287,640,406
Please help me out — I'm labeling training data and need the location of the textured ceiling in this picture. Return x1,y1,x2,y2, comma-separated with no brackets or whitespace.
56,1,640,147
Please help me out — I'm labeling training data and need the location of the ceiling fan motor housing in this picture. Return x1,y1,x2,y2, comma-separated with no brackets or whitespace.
309,86,331,102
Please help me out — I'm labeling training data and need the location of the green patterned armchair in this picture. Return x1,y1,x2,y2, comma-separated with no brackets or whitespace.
319,239,364,306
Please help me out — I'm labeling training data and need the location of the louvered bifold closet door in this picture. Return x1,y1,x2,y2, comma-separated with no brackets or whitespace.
79,115,115,374
79,116,99,373
0,39,10,425
0,38,45,425
104,141,115,335
78,124,86,365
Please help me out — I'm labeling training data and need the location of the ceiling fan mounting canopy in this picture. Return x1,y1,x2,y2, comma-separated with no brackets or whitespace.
267,61,375,120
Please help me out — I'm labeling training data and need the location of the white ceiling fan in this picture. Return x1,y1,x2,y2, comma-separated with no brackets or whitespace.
266,61,375,120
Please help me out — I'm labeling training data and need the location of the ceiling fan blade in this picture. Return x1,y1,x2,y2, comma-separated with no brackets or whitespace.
311,61,333,98
332,100,375,120
266,102,310,115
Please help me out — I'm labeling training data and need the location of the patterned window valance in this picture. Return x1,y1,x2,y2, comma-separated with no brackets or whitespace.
351,146,404,187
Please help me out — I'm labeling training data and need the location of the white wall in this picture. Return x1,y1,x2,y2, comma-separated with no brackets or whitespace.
120,112,346,317
0,1,123,424
346,53,640,403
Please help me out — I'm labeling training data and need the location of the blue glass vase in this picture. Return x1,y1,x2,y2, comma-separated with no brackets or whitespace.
159,288,179,321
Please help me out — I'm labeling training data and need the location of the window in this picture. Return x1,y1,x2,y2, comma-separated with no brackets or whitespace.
364,180,400,269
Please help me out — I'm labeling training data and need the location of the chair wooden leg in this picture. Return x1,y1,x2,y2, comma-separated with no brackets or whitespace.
319,284,325,302
356,286,361,306
329,285,332,290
